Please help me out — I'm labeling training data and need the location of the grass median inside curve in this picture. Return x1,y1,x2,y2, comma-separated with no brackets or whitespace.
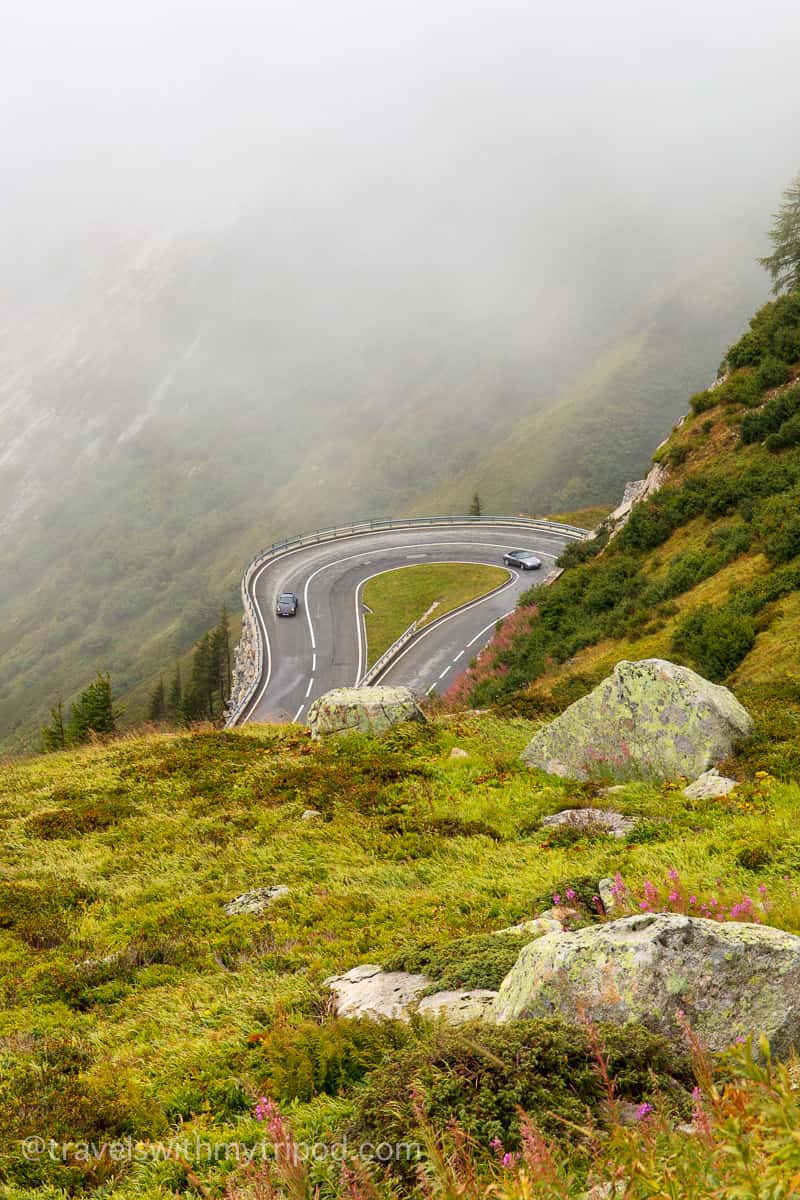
363,561,510,668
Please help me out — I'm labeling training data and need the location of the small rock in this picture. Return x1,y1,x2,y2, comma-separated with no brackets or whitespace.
537,906,581,927
449,747,469,759
598,878,618,914
301,809,322,821
224,885,290,916
417,989,497,1023
683,769,738,799
324,965,431,1020
541,808,635,839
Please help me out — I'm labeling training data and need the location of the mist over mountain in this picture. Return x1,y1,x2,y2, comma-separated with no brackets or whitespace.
2,0,800,750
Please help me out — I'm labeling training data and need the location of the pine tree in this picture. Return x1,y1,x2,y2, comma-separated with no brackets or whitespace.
41,697,67,752
168,663,182,717
211,606,232,713
469,492,483,516
184,633,214,720
68,673,117,744
148,676,166,721
759,172,800,294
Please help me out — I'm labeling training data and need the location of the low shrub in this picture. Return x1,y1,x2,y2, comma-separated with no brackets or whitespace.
348,1019,691,1181
247,1017,411,1104
671,605,756,681
727,292,800,369
0,1035,166,1189
766,410,800,451
690,388,717,414
753,490,800,564
383,931,533,991
740,382,800,444
716,370,761,408
0,878,94,949
757,355,791,391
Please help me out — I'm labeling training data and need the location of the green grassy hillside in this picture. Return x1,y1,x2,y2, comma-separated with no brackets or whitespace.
456,292,800,711
2,698,800,1197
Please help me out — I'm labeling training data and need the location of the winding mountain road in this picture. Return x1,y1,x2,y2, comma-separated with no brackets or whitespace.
235,519,588,725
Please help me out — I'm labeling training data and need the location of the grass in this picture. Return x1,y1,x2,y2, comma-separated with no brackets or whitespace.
2,695,800,1195
362,563,508,667
546,505,614,529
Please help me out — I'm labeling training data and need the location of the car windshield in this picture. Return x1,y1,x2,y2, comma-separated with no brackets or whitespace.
279,594,294,602
512,550,532,557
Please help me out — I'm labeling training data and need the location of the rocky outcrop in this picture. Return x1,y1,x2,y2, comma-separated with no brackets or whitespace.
324,964,431,1020
226,611,259,723
606,462,669,538
324,964,496,1024
224,885,289,915
492,913,800,1055
521,658,753,782
540,808,635,839
417,989,498,1022
307,686,426,738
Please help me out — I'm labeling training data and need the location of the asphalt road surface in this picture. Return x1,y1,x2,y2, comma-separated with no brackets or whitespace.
238,521,584,724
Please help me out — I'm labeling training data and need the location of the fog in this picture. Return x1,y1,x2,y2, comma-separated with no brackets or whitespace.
2,0,799,304
2,0,800,747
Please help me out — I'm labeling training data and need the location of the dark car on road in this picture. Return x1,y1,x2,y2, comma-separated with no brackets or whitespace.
276,592,299,616
503,549,542,570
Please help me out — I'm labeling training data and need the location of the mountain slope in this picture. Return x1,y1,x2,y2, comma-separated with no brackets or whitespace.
454,292,800,710
0,231,766,754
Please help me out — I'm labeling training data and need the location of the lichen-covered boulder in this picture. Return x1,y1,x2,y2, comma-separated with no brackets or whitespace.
521,659,752,782
307,686,426,738
492,913,800,1055
418,989,498,1023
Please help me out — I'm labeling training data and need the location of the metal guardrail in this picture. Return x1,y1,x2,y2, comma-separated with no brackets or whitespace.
359,620,419,686
226,514,590,726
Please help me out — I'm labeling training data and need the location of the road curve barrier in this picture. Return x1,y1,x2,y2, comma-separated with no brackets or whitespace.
225,515,591,727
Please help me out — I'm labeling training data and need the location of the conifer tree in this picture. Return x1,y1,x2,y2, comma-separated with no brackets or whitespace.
760,172,800,294
469,492,483,516
41,697,66,752
211,606,232,713
168,663,182,717
148,676,166,721
68,673,117,743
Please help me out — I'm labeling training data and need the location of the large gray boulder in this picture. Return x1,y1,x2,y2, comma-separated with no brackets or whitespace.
492,913,800,1055
521,658,752,782
307,686,426,739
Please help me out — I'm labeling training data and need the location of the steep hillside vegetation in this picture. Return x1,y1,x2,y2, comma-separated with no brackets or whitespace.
2,701,800,1198
456,292,800,711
